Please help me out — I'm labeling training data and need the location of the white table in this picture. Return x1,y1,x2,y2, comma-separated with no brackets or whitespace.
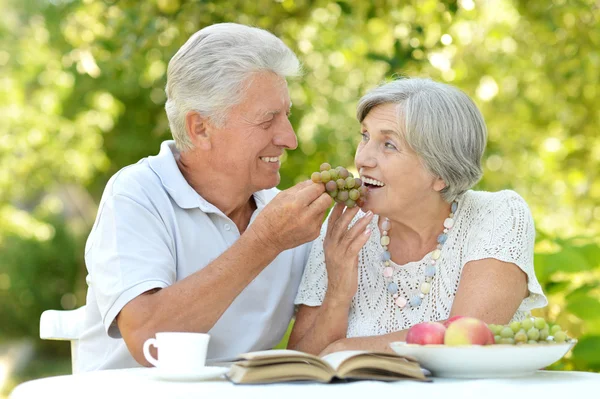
10,368,600,399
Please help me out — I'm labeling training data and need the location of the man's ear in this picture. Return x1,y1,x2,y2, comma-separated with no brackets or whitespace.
433,176,446,192
185,111,211,150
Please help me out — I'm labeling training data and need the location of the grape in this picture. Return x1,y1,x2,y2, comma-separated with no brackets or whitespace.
554,331,567,343
500,327,514,338
526,327,540,341
498,338,515,345
489,317,572,345
338,167,349,179
550,325,562,335
514,330,528,344
311,164,365,207
509,321,521,333
325,180,338,193
521,318,534,331
337,190,349,202
534,317,547,330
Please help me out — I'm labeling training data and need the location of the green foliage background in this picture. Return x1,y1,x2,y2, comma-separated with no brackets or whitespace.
1,0,599,385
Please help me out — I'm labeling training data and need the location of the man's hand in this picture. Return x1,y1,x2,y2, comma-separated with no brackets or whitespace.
249,180,332,253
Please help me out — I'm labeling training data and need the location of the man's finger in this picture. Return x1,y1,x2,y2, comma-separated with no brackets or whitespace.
296,181,327,206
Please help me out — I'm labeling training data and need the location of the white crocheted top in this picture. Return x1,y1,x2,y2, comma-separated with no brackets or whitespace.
295,190,548,338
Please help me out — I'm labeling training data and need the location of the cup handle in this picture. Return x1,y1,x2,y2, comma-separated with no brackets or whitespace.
143,338,159,367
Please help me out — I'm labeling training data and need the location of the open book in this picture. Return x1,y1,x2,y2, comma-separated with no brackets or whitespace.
226,349,428,384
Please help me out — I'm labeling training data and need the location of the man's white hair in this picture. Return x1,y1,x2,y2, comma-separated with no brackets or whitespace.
165,23,301,151
357,78,487,202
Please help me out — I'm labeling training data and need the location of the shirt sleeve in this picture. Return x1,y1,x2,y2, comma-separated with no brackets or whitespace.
294,217,330,307
85,193,176,338
462,190,548,312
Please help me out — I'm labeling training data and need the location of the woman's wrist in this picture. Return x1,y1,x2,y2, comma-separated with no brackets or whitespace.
323,289,353,309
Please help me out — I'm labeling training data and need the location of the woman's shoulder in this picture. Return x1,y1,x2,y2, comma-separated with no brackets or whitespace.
460,189,532,223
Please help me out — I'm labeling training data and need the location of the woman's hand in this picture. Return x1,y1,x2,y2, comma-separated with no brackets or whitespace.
323,204,373,304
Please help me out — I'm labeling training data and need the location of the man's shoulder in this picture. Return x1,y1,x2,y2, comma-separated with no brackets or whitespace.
104,158,164,200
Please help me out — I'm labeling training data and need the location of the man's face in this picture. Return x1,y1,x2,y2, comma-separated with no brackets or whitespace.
207,72,297,193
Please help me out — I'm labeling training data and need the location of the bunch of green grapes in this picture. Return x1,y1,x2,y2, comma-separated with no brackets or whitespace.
488,317,571,345
311,163,367,208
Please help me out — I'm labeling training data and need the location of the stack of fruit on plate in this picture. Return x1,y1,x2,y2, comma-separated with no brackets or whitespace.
405,316,573,346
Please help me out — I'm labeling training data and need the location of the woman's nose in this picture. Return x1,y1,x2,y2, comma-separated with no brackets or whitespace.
355,142,376,170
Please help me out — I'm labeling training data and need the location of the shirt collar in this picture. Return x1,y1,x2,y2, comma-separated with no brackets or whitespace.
147,140,270,213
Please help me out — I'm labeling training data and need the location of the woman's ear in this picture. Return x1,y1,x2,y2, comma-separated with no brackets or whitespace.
433,176,447,192
185,111,212,150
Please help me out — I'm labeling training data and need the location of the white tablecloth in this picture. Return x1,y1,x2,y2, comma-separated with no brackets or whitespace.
10,368,600,399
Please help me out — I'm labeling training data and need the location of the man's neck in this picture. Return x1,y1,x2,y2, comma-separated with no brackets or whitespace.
176,155,257,233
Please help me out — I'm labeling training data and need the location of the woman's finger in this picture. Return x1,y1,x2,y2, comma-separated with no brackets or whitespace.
344,211,374,243
331,206,361,240
326,202,345,237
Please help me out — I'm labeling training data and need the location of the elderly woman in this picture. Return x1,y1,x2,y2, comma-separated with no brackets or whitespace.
289,78,547,355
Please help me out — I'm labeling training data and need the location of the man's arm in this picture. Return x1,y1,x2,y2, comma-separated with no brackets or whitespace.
117,227,279,366
116,181,332,366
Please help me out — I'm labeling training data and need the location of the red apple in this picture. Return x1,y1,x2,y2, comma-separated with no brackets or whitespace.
444,317,495,346
443,315,467,328
406,322,447,345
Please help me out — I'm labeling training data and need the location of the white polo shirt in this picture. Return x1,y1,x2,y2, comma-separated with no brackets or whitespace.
77,140,310,372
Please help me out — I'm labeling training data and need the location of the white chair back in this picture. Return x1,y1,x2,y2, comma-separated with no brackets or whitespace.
39,306,86,374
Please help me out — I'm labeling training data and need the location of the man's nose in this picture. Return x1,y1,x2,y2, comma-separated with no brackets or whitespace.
273,117,298,149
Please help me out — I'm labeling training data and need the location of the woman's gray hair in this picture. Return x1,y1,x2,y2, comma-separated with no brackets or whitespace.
356,78,487,202
165,23,301,151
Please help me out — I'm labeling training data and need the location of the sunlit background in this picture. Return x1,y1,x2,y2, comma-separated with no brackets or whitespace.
1,0,599,395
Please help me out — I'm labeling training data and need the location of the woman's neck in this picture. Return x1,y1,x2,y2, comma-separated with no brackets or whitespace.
382,196,451,265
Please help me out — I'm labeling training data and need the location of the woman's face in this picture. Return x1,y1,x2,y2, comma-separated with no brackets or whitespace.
355,103,441,217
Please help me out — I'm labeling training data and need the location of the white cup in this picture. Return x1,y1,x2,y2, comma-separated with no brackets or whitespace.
143,332,210,374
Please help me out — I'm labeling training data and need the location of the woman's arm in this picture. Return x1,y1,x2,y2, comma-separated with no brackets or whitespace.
319,257,528,356
288,204,374,355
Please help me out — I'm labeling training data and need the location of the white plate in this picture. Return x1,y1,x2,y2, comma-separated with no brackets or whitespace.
149,366,229,382
389,341,577,379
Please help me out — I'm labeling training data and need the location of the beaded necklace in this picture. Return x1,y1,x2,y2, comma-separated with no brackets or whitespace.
381,200,458,309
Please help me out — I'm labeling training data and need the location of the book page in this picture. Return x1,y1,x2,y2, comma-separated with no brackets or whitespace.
240,349,310,359
321,350,368,370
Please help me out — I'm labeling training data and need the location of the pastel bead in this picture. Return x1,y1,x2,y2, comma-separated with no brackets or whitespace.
425,265,436,277
382,219,391,231
443,218,455,229
395,296,407,308
381,251,391,261
437,233,448,244
387,282,398,294
421,282,431,294
432,249,441,260
383,267,394,278
384,261,390,266
380,236,390,246
451,202,458,213
409,295,422,307
393,293,399,299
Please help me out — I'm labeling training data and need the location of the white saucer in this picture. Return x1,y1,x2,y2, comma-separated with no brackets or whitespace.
150,366,229,382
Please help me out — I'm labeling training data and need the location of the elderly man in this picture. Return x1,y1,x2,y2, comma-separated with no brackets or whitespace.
78,23,331,371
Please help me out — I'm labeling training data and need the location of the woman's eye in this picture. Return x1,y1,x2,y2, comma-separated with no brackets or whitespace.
385,142,397,150
360,132,368,141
